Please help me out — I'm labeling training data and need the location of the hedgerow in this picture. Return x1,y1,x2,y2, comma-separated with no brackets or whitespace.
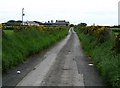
75,26,120,88
2,26,69,73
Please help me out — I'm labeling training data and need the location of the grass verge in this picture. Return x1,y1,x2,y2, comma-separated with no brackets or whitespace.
2,26,69,73
75,27,120,88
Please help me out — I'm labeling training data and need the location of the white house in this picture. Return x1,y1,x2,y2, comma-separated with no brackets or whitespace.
24,21,39,26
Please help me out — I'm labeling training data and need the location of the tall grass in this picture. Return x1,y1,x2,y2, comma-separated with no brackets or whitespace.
2,26,69,73
75,26,120,88
3,30,14,35
0,30,2,71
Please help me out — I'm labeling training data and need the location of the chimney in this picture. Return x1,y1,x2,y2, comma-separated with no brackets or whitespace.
51,20,53,23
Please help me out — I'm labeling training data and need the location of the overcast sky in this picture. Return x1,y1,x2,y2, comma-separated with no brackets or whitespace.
0,0,119,25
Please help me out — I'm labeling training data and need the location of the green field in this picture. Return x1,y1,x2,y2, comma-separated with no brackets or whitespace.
2,26,69,73
111,28,120,35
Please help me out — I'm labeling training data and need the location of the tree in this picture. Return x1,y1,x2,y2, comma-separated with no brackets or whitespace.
6,20,22,26
78,23,87,26
70,24,74,27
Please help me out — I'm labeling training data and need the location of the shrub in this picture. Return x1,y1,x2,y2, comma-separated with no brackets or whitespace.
96,27,110,43
86,26,110,43
0,24,2,29
113,33,120,53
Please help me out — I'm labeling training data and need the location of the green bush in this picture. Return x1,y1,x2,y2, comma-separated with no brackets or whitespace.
113,33,120,53
96,27,110,43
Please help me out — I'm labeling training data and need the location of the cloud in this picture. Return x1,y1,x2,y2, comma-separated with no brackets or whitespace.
0,0,119,25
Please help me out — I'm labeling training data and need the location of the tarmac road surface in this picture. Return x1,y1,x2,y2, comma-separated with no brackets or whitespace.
3,27,107,87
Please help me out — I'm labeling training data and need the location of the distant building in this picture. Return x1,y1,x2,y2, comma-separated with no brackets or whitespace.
55,20,70,26
23,20,70,26
44,20,69,26
24,21,39,26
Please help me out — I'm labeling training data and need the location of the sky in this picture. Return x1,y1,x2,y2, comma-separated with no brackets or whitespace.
0,0,119,25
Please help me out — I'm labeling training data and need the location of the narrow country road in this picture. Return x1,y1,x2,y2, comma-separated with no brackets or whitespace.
3,27,107,87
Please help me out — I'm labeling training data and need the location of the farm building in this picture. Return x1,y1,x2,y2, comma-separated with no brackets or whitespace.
44,20,70,26
55,20,70,26
24,21,39,26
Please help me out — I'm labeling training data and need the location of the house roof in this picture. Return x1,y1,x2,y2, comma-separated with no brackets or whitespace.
24,21,39,25
56,20,66,22
55,20,69,24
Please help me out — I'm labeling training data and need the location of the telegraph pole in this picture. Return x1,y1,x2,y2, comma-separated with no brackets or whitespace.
22,8,25,25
